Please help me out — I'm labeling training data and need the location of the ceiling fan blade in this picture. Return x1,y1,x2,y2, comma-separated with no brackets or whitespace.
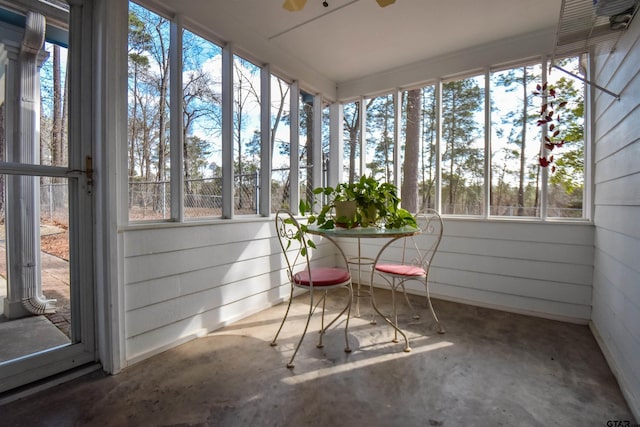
376,0,396,6
283,0,307,12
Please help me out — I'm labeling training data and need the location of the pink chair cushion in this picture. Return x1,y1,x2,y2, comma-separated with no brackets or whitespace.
375,263,425,277
293,267,351,287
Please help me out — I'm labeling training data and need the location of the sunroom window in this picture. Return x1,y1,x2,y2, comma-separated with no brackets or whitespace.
441,74,485,216
127,4,171,221
299,90,315,206
127,1,586,224
342,100,362,183
270,75,292,213
365,93,396,183
489,58,585,219
181,29,223,219
232,55,260,216
544,57,585,219
345,56,585,221
399,85,437,213
490,63,543,217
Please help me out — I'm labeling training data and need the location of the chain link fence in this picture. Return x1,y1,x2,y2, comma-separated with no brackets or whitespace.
0,178,580,226
128,166,322,220
40,180,69,224
32,178,581,224
129,173,259,220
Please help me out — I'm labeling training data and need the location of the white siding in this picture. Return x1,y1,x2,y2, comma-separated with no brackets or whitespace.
592,15,640,418
122,218,335,363
123,217,593,366
123,220,288,362
353,219,594,322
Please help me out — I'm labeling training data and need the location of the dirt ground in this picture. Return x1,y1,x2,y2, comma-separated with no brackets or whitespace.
40,221,69,260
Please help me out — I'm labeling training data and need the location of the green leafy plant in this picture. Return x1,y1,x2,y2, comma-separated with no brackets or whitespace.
300,176,417,230
282,216,316,256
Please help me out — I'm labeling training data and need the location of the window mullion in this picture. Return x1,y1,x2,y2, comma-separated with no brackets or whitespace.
260,64,271,217
169,16,183,222
435,80,442,213
483,67,491,219
290,81,300,214
221,43,234,218
312,94,322,199
328,103,343,189
393,90,401,189
584,53,594,222
358,97,365,179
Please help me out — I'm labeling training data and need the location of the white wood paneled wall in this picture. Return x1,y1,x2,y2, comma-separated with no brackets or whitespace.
122,216,594,366
349,219,594,322
591,15,640,419
122,219,334,364
123,220,287,362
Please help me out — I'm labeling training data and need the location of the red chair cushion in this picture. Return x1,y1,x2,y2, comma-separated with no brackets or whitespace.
375,263,425,277
293,267,351,287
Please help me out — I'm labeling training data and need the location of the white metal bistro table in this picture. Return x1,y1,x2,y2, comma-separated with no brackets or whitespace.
307,224,420,352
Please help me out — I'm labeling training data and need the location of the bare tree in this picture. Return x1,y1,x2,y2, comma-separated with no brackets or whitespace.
233,57,261,210
182,69,220,194
343,99,373,184
344,101,360,184
151,19,170,189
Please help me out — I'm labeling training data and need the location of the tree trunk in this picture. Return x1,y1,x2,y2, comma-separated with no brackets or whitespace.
154,25,170,214
383,100,391,183
347,102,360,184
348,126,358,184
183,117,191,195
143,107,151,180
130,64,139,179
517,67,528,215
236,84,244,210
304,102,313,203
402,89,421,213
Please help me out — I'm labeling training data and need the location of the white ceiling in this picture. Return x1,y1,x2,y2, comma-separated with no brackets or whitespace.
154,0,561,87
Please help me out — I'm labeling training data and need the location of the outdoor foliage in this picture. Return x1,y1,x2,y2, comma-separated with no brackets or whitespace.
127,4,308,219
126,2,585,221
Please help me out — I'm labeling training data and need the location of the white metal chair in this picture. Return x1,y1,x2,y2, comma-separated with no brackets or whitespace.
270,209,353,368
372,209,445,341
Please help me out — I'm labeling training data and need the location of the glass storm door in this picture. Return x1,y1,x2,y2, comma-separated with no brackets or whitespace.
0,2,96,394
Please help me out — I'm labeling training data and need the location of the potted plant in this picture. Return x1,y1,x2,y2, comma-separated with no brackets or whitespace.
300,176,417,230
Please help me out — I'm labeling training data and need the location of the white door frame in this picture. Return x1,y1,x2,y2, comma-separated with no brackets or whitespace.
0,0,102,394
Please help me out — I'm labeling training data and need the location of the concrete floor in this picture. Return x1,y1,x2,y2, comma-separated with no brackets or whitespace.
1,237,73,351
0,290,635,427
0,315,70,363
0,243,72,364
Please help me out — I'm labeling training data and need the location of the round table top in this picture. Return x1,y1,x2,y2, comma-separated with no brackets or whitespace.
306,224,419,238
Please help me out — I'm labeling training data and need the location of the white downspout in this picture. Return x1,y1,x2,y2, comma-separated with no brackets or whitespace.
18,11,56,315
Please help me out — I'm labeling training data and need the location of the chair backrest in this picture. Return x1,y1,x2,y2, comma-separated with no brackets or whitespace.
275,210,311,284
275,209,352,287
401,209,444,273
